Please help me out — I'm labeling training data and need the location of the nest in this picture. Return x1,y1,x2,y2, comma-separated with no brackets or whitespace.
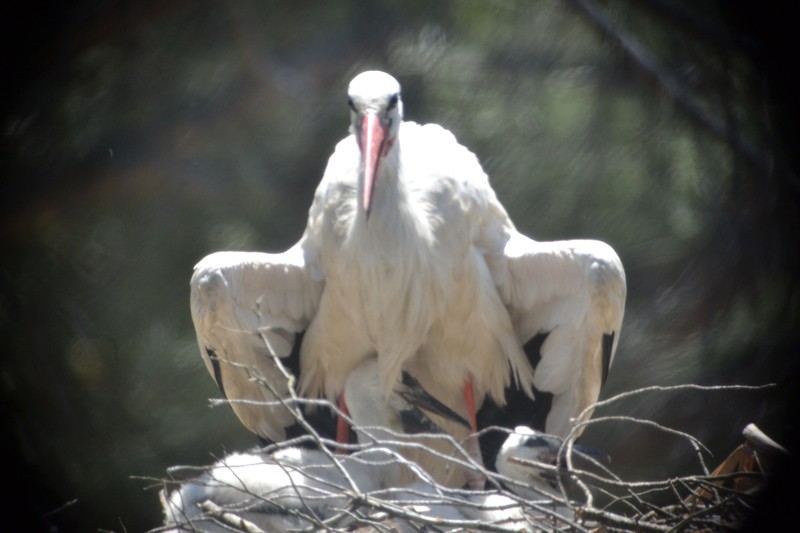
145,354,782,532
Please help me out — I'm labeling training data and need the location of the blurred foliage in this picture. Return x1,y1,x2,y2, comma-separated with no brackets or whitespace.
1,0,797,531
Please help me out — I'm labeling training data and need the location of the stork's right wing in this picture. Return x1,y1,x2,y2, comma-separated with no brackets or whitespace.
190,238,324,442
491,233,627,438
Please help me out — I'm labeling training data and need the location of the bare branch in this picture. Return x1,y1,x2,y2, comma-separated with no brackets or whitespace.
566,0,773,175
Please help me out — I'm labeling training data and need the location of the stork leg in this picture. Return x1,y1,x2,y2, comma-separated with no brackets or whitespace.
463,376,487,489
336,392,351,454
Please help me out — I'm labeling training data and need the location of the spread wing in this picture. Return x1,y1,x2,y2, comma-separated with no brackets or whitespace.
490,233,626,438
190,237,324,442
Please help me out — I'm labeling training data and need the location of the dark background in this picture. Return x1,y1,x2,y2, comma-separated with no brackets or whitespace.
2,1,797,531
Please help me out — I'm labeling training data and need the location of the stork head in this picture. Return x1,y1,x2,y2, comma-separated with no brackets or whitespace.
496,426,564,488
496,426,610,491
347,71,403,217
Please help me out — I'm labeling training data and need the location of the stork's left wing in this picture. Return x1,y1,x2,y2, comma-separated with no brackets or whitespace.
190,239,324,442
489,232,626,438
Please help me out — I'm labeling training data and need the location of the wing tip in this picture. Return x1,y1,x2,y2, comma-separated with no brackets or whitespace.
601,331,615,385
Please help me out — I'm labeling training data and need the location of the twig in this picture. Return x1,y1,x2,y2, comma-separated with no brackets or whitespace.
157,347,779,533
198,500,266,533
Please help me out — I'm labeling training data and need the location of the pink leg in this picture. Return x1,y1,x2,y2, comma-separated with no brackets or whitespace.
463,377,486,489
336,392,350,454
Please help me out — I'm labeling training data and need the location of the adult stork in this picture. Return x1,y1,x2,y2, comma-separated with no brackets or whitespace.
190,70,626,487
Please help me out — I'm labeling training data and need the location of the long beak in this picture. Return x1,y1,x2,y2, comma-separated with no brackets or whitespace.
359,113,388,218
400,371,471,429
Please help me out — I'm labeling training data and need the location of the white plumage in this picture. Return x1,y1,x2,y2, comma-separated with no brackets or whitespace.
190,70,626,485
161,447,535,532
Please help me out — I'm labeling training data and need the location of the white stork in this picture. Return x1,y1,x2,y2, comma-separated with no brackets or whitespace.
190,70,626,488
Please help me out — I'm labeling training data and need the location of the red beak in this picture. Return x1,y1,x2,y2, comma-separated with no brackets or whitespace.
358,113,388,218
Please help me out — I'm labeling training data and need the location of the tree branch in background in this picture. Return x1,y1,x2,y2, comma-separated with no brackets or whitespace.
566,0,772,177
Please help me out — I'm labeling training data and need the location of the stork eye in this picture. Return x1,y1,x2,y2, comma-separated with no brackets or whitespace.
348,97,356,112
387,93,399,110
